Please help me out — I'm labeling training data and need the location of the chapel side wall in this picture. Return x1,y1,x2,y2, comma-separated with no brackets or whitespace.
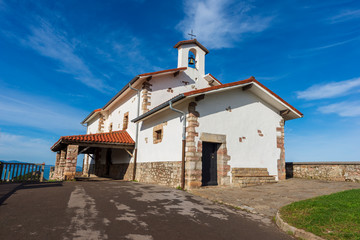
149,72,195,108
149,71,212,109
137,106,184,163
105,89,139,140
135,103,186,187
195,89,283,180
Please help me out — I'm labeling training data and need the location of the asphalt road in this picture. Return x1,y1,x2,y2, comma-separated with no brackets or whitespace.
0,181,292,240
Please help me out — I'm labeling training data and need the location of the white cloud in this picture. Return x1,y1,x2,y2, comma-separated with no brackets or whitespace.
255,74,288,81
95,34,162,77
0,88,87,134
318,101,360,117
22,18,113,93
177,0,273,49
0,132,54,165
296,77,360,100
326,9,360,24
288,37,359,59
309,38,358,51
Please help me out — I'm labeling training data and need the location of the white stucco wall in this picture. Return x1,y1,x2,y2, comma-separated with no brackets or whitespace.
111,148,131,164
193,88,283,179
105,91,138,140
137,106,185,163
149,71,211,108
87,115,100,134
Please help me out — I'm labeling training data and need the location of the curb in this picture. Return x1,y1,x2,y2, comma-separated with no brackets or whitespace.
275,211,325,240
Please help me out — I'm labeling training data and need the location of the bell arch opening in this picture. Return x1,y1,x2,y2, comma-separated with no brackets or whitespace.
188,48,197,68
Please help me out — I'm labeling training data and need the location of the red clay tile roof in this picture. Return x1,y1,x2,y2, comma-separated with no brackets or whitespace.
51,130,134,151
183,77,303,116
81,108,102,124
174,39,209,54
133,77,303,123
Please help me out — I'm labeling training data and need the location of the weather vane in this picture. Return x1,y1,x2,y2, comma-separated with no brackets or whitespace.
188,29,196,40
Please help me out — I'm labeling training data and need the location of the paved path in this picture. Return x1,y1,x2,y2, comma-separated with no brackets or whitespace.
190,178,360,218
0,181,291,240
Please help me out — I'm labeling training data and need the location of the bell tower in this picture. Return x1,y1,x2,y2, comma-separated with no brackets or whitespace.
174,39,209,76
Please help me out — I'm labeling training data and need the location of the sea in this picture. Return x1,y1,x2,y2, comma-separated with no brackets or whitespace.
0,160,82,180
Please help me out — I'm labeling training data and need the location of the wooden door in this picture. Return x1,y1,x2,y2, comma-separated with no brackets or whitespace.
202,142,218,186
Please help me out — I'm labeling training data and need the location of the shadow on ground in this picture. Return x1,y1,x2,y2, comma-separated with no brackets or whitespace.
0,181,63,205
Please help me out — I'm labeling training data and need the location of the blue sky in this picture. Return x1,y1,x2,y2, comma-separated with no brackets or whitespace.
0,0,359,165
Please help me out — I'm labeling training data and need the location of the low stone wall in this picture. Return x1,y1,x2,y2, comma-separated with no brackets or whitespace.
286,162,360,182
135,161,182,188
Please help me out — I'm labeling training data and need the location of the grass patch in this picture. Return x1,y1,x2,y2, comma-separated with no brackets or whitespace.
280,189,360,240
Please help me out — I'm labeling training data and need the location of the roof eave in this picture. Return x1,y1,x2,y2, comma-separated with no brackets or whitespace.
132,94,185,123
173,39,210,55
131,79,303,123
251,81,303,119
102,75,140,110
102,67,188,111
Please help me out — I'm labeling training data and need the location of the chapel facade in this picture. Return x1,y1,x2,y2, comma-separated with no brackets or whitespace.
50,39,302,189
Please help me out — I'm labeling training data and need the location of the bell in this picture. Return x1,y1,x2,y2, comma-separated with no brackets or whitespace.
188,56,195,65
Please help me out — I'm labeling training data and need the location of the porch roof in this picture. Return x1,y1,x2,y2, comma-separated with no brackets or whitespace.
51,130,135,152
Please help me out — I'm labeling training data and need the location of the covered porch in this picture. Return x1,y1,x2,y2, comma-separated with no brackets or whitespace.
50,131,135,180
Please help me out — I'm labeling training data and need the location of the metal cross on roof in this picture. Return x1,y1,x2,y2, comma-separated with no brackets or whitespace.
188,30,196,39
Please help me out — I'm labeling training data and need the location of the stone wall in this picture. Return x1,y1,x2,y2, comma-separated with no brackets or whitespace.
64,145,78,180
135,161,182,188
98,113,105,132
141,80,152,114
286,162,360,182
49,149,70,181
95,161,181,188
276,119,286,180
185,102,202,188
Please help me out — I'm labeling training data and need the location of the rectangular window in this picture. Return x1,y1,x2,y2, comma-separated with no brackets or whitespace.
123,112,129,130
153,124,164,144
155,129,162,140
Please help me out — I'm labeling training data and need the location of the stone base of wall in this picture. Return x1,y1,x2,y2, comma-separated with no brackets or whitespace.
232,168,277,187
286,162,360,182
135,161,182,188
94,161,181,188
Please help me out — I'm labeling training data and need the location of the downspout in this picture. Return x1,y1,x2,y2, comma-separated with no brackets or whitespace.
169,100,186,189
128,83,140,181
